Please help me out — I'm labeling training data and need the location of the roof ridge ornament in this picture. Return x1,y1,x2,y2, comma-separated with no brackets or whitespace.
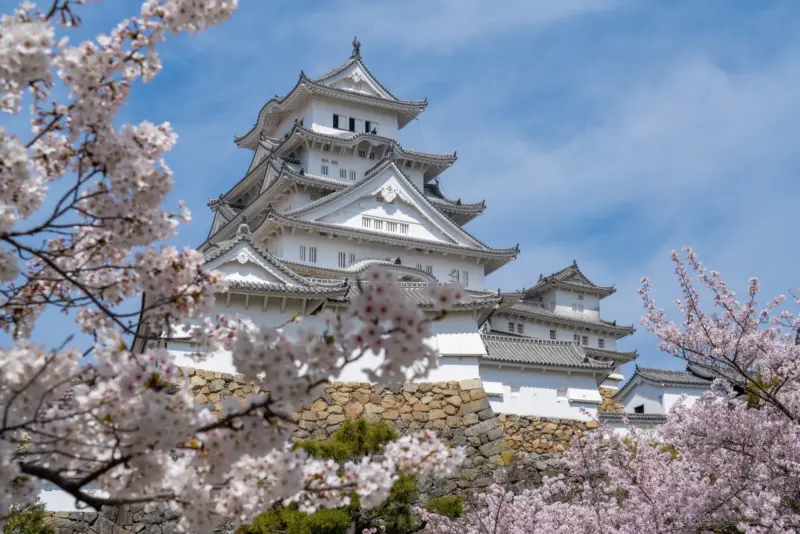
352,36,361,59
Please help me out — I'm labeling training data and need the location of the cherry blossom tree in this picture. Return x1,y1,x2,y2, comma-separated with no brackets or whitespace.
0,2,465,531
421,248,800,533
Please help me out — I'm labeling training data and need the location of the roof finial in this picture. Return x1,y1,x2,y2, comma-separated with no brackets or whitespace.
572,259,577,266
352,36,361,59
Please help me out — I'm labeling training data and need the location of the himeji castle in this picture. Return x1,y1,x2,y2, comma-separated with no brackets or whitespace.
164,40,639,421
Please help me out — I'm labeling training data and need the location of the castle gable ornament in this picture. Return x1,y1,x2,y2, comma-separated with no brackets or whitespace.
379,184,398,204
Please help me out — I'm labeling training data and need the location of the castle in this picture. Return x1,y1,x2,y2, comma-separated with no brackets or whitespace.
162,40,644,421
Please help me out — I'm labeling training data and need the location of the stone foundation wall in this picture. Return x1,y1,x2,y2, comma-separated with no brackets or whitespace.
599,387,624,413
51,370,600,532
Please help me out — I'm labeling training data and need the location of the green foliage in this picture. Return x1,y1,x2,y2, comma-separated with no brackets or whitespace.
424,496,464,519
294,419,399,462
239,419,430,534
4,503,54,534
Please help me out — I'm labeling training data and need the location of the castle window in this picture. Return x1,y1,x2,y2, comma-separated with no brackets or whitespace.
349,170,356,181
462,270,469,287
577,293,584,300
339,168,347,179
362,217,371,228
358,150,367,158
320,165,329,176
634,405,645,414
416,263,423,271
517,323,524,334
573,333,580,342
582,335,588,346
572,303,584,313
399,223,409,234
598,338,605,348
425,265,433,275
308,247,317,263
365,121,372,133
549,329,556,340
338,252,346,268
369,152,376,160
333,114,340,129
299,245,306,262
349,253,356,265
386,221,398,233
450,269,460,282
348,117,356,132
508,322,515,333
373,219,383,231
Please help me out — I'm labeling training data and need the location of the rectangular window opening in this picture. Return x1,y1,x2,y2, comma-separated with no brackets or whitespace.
358,150,367,158
299,245,306,262
320,165,329,176
425,265,433,275
549,329,556,340
339,168,347,179
348,117,356,132
349,170,356,181
634,405,645,414
309,247,317,264
598,338,605,349
338,252,346,268
582,335,588,346
349,253,356,265
517,323,524,334
508,322,515,333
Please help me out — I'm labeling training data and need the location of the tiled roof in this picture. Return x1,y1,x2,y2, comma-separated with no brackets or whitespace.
226,280,349,296
203,232,310,287
480,334,615,370
312,56,404,102
635,366,712,386
347,281,502,311
584,346,638,364
499,301,635,338
598,413,668,424
525,261,616,298
279,258,440,283
260,209,518,275
236,73,426,148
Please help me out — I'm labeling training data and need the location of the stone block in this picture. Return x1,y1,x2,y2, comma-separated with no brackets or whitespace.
477,408,494,421
585,420,600,429
458,378,483,391
344,402,364,419
383,409,399,420
445,395,462,407
462,413,480,425
327,414,346,425
461,397,490,415
412,403,430,412
403,383,419,393
189,375,206,387
443,404,457,415
311,399,328,412
479,438,509,457
469,389,487,401
429,409,447,420
331,392,351,405
365,403,385,414
464,417,500,437
485,426,505,441
208,379,225,393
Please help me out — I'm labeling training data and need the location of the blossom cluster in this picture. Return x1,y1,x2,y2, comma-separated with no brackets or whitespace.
423,249,800,533
0,1,466,531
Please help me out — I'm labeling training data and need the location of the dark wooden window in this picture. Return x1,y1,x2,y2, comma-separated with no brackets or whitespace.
332,114,339,128
365,121,372,133
634,405,645,414
349,117,356,132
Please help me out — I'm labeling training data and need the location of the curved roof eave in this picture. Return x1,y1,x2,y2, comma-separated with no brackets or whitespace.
235,76,427,149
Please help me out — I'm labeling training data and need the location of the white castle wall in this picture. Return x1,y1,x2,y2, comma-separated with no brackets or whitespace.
618,381,705,414
480,366,602,421
269,233,483,289
488,316,619,351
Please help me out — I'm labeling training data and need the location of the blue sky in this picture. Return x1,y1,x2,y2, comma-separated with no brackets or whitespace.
15,0,800,373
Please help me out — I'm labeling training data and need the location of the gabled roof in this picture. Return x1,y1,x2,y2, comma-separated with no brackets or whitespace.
525,261,616,299
424,182,485,225
235,57,427,149
282,158,497,250
480,333,615,371
266,124,456,181
615,365,713,401
499,301,635,339
204,227,311,287
584,346,638,364
256,208,518,276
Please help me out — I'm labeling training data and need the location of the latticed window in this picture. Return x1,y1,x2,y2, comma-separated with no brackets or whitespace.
598,338,605,349
349,253,356,265
299,245,306,262
386,221,398,233
338,252,346,268
309,247,317,263
508,322,515,333
320,165,329,176
425,265,433,275
517,323,524,334
582,335,588,346
358,150,367,158
550,329,556,340
349,170,356,180
340,168,347,179
399,223,409,234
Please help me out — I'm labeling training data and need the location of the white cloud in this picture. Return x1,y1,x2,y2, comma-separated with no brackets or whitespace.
281,0,621,55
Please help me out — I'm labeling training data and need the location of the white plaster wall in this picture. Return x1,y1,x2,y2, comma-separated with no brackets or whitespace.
553,289,601,321
487,317,618,351
269,233,483,288
309,97,399,139
273,102,314,140
427,356,481,382
302,146,378,184
478,366,601,420
620,382,705,414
